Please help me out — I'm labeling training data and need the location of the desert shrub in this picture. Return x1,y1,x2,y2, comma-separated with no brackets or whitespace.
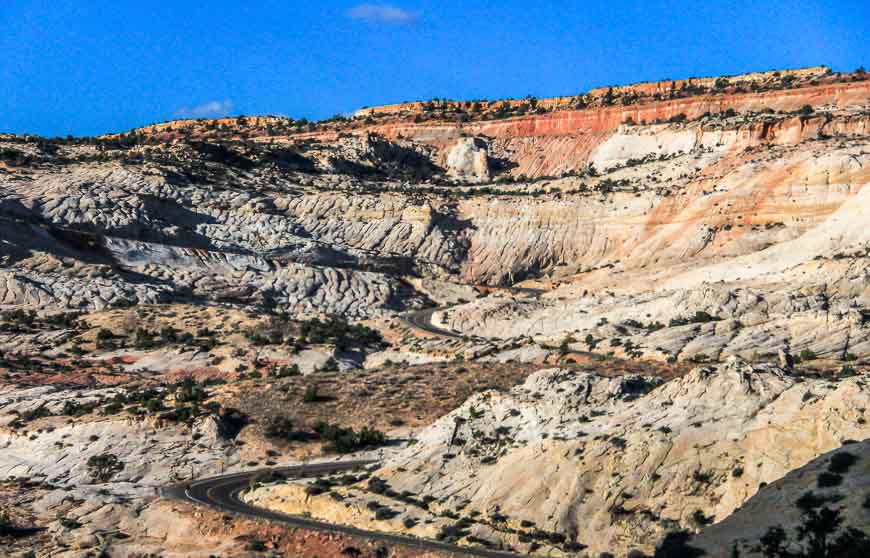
62,400,97,417
86,453,123,482
374,507,397,520
669,311,721,327
314,422,386,453
691,509,712,527
101,402,123,415
263,416,312,442
367,477,389,494
436,521,471,542
306,477,336,496
816,472,843,488
0,147,33,166
654,530,706,557
693,470,712,483
298,317,383,349
828,452,858,475
174,378,207,403
0,508,17,536
758,505,870,558
795,490,844,512
95,329,114,341
246,539,267,551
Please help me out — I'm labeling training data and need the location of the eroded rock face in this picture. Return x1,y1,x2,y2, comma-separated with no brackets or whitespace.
3,81,870,322
2,69,870,557
694,440,870,557
445,137,490,183
0,384,239,486
263,360,870,555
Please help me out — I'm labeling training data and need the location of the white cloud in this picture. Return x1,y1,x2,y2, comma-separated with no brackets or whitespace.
347,4,418,24
174,99,234,118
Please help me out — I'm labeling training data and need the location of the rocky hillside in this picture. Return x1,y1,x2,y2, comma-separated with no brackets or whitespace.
4,68,870,366
2,66,870,557
694,439,870,556
247,359,870,556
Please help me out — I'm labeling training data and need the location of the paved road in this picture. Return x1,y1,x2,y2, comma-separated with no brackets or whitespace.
169,287,548,556
168,460,524,558
401,306,465,339
400,287,546,340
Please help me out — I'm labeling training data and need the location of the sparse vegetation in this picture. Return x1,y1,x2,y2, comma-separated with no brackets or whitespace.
314,422,386,453
86,453,124,483
3,63,870,558
757,503,870,557
0,508,18,536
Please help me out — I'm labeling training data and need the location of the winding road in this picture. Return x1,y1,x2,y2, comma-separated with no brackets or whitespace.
167,287,549,556
400,287,546,340
401,306,465,339
166,460,524,558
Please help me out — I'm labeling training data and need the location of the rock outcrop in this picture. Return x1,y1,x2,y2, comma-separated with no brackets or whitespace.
445,137,490,182
251,360,870,555
3,66,870,558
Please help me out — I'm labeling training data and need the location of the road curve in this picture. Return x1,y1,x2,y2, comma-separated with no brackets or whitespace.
401,307,465,339
168,461,524,558
170,287,549,556
401,287,546,340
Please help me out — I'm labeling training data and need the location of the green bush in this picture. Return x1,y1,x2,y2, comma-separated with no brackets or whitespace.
817,472,843,488
669,311,722,328
0,509,16,536
175,378,207,403
828,452,858,475
86,453,123,482
759,505,870,558
299,317,383,349
264,416,297,439
314,422,386,453
653,531,705,558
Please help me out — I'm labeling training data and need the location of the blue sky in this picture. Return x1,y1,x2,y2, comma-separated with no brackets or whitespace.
2,1,868,137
